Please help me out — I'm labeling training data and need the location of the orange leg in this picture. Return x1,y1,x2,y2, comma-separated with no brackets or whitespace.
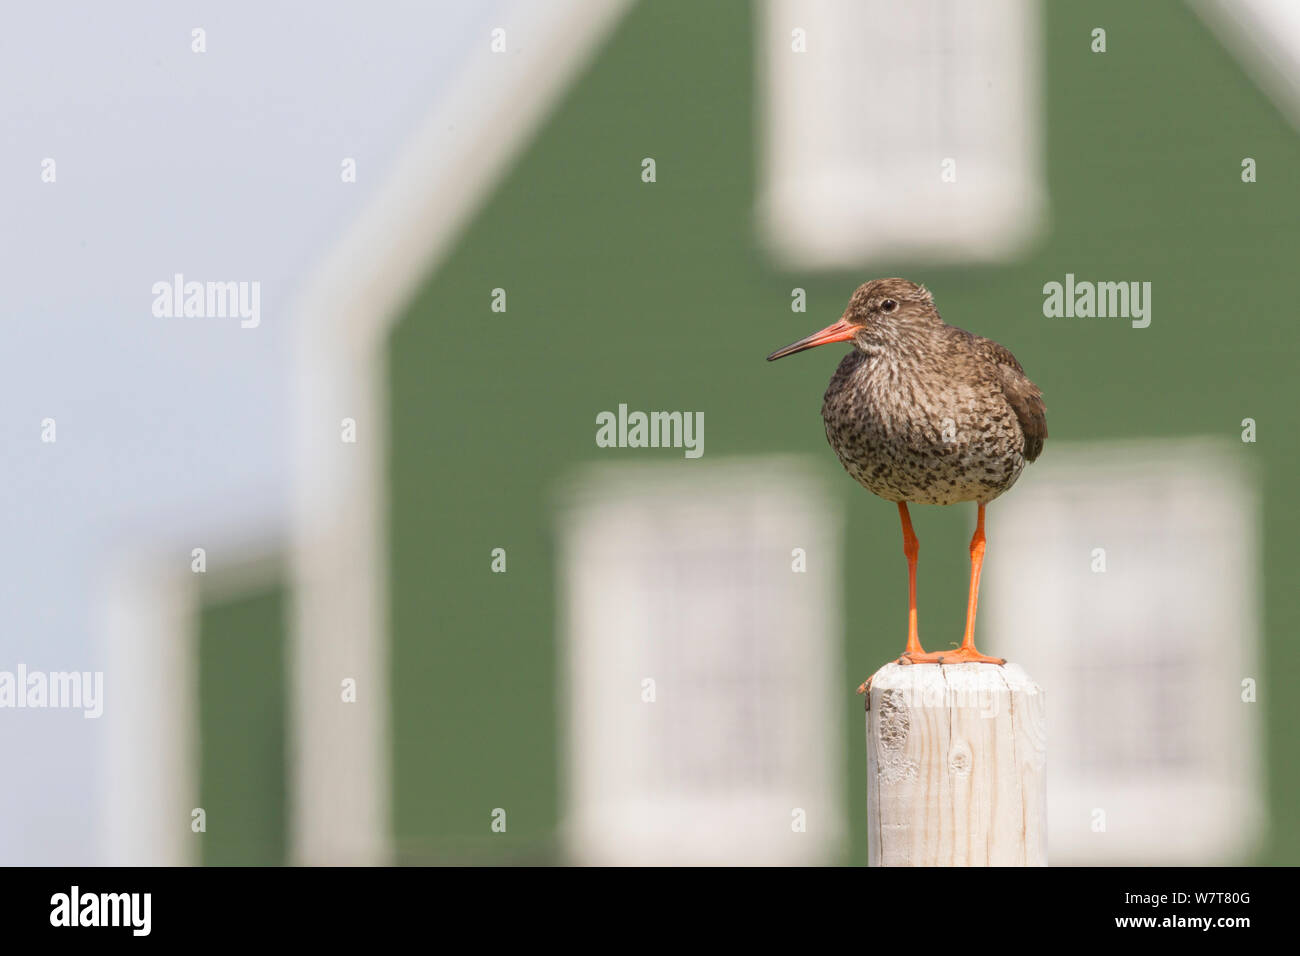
897,502,1004,666
898,502,923,656
858,502,925,692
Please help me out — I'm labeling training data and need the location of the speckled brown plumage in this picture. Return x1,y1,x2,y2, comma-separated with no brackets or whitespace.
795,278,1046,506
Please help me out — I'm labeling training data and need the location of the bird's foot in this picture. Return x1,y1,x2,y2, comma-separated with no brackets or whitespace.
856,676,873,696
896,647,1005,666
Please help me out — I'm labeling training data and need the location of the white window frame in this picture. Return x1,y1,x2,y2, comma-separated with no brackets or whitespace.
983,438,1264,864
558,459,846,865
758,0,1046,269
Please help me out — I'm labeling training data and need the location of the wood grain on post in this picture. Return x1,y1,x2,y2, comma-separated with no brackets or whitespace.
865,662,1046,866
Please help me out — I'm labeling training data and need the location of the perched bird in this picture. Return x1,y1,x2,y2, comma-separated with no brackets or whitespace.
767,278,1046,673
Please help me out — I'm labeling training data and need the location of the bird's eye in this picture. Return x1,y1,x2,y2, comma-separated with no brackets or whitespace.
881,299,898,313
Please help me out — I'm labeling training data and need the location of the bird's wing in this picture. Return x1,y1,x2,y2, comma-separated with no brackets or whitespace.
979,338,1048,462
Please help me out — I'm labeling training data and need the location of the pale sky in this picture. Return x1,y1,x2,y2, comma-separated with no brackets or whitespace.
0,0,510,865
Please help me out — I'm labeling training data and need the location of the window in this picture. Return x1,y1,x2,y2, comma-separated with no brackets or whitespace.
559,459,844,864
758,0,1045,268
983,439,1264,863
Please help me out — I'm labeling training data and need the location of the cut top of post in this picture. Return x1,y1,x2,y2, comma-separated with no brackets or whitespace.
865,662,1046,866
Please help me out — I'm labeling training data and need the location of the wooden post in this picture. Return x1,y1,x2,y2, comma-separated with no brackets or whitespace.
865,662,1047,866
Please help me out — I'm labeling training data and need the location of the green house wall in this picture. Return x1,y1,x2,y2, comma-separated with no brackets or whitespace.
198,585,289,866
386,0,1300,864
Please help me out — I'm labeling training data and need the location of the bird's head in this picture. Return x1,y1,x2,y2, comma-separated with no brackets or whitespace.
766,278,939,361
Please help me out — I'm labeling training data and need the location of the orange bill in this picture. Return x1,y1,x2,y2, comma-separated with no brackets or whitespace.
766,318,856,361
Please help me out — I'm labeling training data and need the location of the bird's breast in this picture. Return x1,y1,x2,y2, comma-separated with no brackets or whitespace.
820,350,1025,506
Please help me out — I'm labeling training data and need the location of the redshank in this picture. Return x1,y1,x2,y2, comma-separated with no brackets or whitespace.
767,278,1046,670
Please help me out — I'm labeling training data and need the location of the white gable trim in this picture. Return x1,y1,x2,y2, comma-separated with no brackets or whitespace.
1193,0,1300,133
288,0,634,864
103,554,199,866
102,532,286,865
